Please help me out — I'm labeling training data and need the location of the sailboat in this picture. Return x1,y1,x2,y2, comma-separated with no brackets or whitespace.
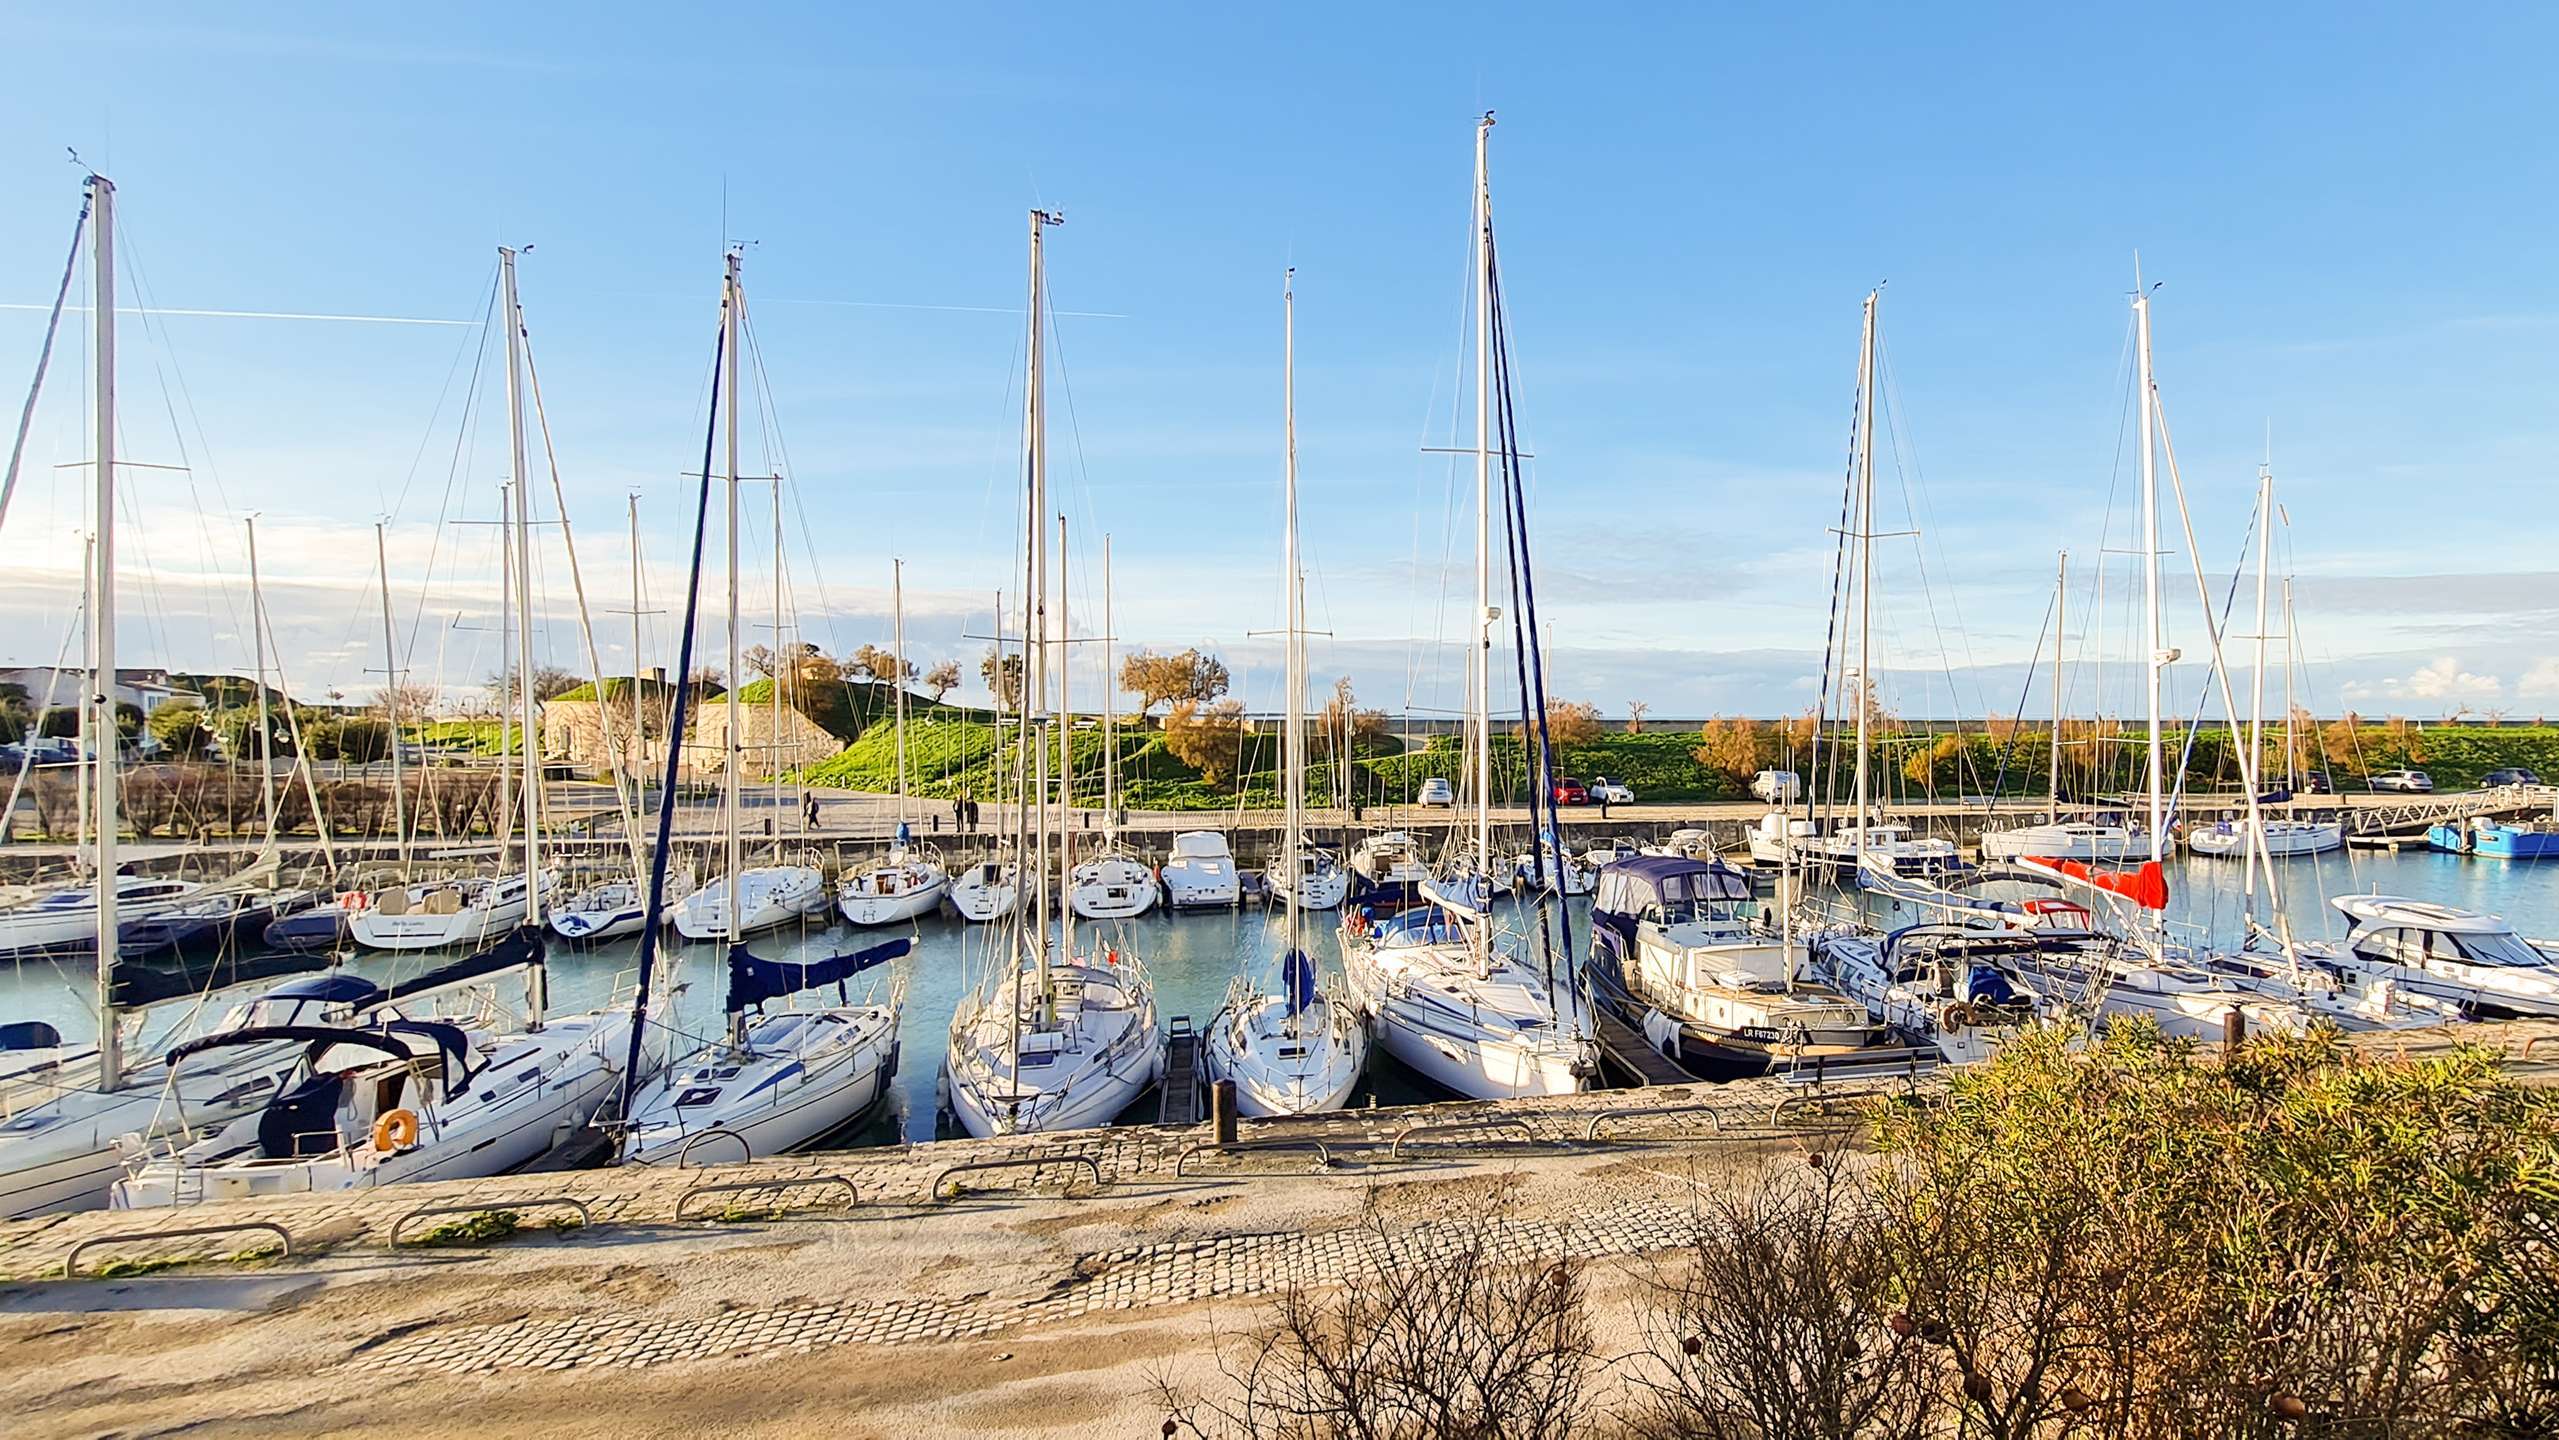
623,265,907,1161
1067,543,1162,921
1339,116,1595,1102
672,257,829,941
1204,272,1367,1116
945,209,1166,1138
949,592,1021,923
115,247,649,1207
839,560,952,925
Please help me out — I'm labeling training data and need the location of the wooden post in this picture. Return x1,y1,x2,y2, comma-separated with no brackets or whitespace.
1210,1078,1238,1145
2222,1007,2247,1056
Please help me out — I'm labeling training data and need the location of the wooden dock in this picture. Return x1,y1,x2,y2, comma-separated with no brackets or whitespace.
1158,1014,1202,1125
1592,1005,1693,1087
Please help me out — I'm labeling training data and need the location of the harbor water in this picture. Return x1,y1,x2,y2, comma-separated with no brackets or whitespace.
3,846,2550,1147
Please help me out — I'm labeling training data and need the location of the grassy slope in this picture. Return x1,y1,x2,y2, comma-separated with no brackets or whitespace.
795,716,2559,809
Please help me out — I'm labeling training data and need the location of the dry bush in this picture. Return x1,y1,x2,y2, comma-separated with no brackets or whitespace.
1630,1152,1937,1440
1153,1199,1601,1440
1544,699,1604,747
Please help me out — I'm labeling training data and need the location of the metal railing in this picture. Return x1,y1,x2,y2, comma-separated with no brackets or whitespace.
65,1221,292,1278
674,1174,859,1221
930,1154,1106,1201
674,1127,753,1169
1583,1098,1730,1142
1174,1137,1335,1177
388,1196,594,1248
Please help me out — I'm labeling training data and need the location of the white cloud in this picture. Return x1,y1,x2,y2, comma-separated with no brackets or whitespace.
2517,658,2559,699
2351,655,2503,704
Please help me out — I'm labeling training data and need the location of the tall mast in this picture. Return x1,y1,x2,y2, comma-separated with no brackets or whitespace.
375,521,410,868
1852,289,1879,870
893,558,909,818
628,495,644,790
497,483,515,861
246,517,280,846
86,173,120,1092
500,247,542,925
1470,112,1495,881
1024,210,1059,1004
1057,513,1073,966
2134,271,2166,863
722,251,745,943
770,469,784,818
1102,536,1115,837
2049,550,2066,818
2245,464,2273,904
1282,269,1304,962
2282,578,2298,786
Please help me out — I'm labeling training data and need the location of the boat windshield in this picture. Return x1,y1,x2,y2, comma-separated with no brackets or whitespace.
2448,928,2550,969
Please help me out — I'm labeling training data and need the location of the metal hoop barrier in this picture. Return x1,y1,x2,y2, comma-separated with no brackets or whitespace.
674,1127,754,1169
388,1196,594,1248
1174,1137,1335,1177
1768,1061,1936,1126
674,1174,860,1222
1583,1100,1730,1143
1388,1117,1539,1161
2522,1034,2557,1059
65,1221,293,1278
930,1154,1106,1201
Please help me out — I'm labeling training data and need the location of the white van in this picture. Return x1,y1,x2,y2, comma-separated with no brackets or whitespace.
1750,769,1802,803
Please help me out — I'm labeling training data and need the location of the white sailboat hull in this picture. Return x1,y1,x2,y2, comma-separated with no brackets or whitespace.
623,1006,899,1165
943,961,1163,1137
2186,819,2343,857
948,863,1019,922
673,867,828,941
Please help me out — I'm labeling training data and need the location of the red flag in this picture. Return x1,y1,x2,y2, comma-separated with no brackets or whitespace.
2021,856,2169,910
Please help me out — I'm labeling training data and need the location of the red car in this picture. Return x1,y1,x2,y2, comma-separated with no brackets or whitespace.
1551,776,1589,805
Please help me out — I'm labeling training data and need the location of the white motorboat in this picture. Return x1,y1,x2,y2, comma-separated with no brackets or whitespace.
1976,820,2150,861
948,855,1019,922
1641,826,1719,861
622,937,907,1164
1584,855,1895,1080
2186,817,2343,858
1348,830,1430,896
673,864,828,940
1579,835,1645,869
1161,831,1240,909
350,869,554,952
837,840,951,926
1265,846,1349,911
1746,812,1818,865
2275,895,2559,1019
1510,835,1596,896
0,875,202,956
1068,852,1161,920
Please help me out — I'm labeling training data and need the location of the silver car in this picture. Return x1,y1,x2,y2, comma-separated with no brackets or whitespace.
1417,777,1455,807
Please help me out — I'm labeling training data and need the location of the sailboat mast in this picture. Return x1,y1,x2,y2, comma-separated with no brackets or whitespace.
1057,514,1074,965
375,522,410,868
500,248,543,924
1282,269,1304,958
770,470,784,819
1852,289,1878,869
893,558,908,816
2282,578,2298,785
2245,465,2272,903
2134,274,2166,862
628,496,644,788
1470,112,1495,880
86,173,120,1092
1024,210,1059,1000
1102,536,1115,835
246,517,281,843
723,251,744,944
2049,550,2066,817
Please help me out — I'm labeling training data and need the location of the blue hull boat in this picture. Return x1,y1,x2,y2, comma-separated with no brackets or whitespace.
2429,819,2559,860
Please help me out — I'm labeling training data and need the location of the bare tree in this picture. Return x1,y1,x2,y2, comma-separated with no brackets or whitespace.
1626,700,1650,734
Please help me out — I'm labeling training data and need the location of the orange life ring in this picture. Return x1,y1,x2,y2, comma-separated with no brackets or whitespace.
372,1107,420,1152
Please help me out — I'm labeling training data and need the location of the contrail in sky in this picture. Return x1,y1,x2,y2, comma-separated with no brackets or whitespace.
0,303,478,326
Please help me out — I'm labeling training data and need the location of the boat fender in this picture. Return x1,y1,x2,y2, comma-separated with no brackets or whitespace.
341,890,372,912
1942,1003,1973,1034
1347,910,1370,937
372,1107,420,1152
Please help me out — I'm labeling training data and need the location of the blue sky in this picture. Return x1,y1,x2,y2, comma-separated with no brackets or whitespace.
2,4,2554,722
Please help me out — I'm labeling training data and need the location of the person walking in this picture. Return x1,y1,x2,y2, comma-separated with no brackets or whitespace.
805,794,821,830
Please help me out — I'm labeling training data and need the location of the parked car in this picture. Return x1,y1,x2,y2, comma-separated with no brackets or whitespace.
1551,776,1590,806
2369,769,2434,794
2483,768,2541,787
1416,777,1455,807
1588,776,1635,805
1750,769,1802,803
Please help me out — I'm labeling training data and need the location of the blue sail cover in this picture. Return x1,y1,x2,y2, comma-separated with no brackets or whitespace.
726,936,914,1013
1281,949,1317,1015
